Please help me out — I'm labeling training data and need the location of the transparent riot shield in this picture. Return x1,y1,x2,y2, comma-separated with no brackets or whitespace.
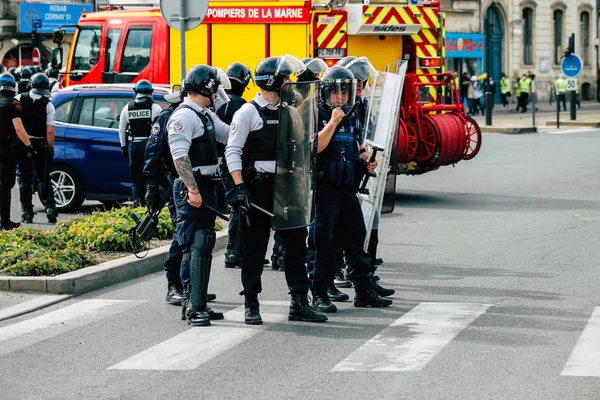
272,81,319,230
358,61,408,251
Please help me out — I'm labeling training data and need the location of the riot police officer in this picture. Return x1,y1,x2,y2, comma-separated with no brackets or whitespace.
0,73,34,230
46,67,60,97
17,67,33,94
217,62,252,269
144,89,219,308
270,57,328,272
119,80,163,207
169,65,230,327
16,73,58,223
225,55,327,325
306,66,392,312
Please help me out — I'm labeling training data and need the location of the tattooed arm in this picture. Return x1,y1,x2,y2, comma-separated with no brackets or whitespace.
173,156,198,193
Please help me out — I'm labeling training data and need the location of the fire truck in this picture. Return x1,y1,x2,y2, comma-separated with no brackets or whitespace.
52,0,480,179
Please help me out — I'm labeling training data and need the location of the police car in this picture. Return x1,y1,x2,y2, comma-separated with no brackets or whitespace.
49,84,170,211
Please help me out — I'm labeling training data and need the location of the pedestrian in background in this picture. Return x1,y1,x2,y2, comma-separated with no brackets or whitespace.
500,73,511,108
554,74,567,111
470,76,482,116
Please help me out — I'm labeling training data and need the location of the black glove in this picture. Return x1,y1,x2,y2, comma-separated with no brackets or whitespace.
234,183,250,210
25,144,36,158
121,146,129,159
48,146,55,160
145,185,159,212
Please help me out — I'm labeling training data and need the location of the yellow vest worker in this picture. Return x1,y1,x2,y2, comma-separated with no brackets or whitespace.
500,77,511,94
554,76,567,94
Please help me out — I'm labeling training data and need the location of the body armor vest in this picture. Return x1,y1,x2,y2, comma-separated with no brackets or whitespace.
20,93,48,139
127,101,153,138
243,100,279,163
177,104,218,168
317,104,361,187
0,95,19,144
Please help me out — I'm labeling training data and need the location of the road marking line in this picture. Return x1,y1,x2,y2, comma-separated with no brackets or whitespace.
0,294,71,322
546,128,598,135
0,299,144,357
108,301,289,371
332,302,491,372
562,307,600,376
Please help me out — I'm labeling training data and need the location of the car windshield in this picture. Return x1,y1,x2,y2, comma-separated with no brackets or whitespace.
71,26,102,72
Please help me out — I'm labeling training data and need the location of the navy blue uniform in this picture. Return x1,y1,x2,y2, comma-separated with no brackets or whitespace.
306,103,372,294
143,104,183,290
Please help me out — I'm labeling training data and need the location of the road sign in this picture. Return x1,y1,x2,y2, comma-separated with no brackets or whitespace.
19,3,92,33
33,19,42,30
159,0,208,31
561,55,583,78
566,78,577,92
32,48,41,66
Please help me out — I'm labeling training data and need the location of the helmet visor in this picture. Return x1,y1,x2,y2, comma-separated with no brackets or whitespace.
304,58,329,76
275,54,306,78
134,93,153,102
164,91,182,104
214,86,230,110
344,56,376,82
323,79,357,110
216,68,232,90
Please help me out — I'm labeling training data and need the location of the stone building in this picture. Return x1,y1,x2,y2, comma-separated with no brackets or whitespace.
442,0,598,101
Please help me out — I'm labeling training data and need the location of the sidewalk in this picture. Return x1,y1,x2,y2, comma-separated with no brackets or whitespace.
470,100,600,134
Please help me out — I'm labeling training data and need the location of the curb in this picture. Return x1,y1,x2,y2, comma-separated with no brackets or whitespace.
544,121,600,127
0,231,228,296
481,126,538,134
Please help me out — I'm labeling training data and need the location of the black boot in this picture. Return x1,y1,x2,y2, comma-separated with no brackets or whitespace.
166,284,184,305
19,184,34,223
46,207,57,224
181,284,190,321
245,296,262,325
224,251,242,268
208,293,217,302
371,280,395,297
188,230,219,327
289,294,328,322
187,307,211,327
334,266,352,288
1,220,20,230
312,291,337,313
354,289,393,308
205,307,224,320
327,283,349,302
21,210,34,223
0,195,19,230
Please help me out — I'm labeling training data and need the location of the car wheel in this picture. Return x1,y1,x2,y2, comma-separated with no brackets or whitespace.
49,165,85,213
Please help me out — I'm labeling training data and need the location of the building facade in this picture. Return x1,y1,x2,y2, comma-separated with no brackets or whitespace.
442,0,598,101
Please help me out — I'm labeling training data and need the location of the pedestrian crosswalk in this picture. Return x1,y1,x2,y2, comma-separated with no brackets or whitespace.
2,297,600,377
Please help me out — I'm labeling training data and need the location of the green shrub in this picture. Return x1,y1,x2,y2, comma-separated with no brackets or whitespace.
0,228,97,276
55,206,175,252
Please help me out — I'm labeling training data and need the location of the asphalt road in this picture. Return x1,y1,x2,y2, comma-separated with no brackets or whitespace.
2,128,600,399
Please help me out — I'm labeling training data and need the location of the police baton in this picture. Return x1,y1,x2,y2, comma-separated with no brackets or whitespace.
334,101,361,135
249,202,275,218
180,189,230,222
358,145,384,195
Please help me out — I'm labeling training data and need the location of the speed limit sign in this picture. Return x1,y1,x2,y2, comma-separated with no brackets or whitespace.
566,78,578,91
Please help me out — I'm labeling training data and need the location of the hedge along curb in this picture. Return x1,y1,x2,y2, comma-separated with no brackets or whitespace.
0,231,228,295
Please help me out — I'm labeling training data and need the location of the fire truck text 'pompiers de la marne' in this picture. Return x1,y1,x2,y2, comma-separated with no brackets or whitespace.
50,0,481,193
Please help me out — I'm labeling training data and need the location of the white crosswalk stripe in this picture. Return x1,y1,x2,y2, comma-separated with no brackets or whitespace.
108,301,289,371
562,307,600,377
0,294,71,322
0,299,144,357
332,302,491,372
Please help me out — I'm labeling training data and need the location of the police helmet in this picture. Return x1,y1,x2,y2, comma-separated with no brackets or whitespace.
46,67,59,79
225,62,252,87
320,66,357,110
30,73,51,97
20,66,33,81
255,55,306,92
133,79,153,102
298,58,328,82
337,56,376,82
183,65,231,97
12,67,21,81
0,72,17,94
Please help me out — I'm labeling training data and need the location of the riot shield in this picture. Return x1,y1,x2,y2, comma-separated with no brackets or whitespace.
358,61,407,251
272,80,319,230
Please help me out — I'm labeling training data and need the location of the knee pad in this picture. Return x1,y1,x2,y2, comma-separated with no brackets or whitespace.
192,229,215,256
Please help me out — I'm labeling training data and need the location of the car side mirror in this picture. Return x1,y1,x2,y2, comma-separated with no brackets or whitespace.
53,29,66,45
51,47,63,70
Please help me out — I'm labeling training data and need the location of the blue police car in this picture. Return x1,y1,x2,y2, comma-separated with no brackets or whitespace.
50,84,170,211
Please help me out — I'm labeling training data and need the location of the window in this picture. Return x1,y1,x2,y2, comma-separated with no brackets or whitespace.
522,8,534,65
581,11,590,66
55,99,75,124
553,10,563,65
72,26,102,71
105,29,122,73
121,28,152,73
78,97,130,129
